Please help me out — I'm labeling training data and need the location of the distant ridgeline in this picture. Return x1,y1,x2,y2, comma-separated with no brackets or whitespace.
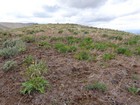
0,22,36,30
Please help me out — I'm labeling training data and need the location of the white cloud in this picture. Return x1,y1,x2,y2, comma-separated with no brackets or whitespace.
0,0,140,31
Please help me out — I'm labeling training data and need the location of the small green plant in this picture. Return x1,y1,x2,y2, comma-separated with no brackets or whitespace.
21,76,49,94
2,60,17,72
22,35,35,43
66,36,81,45
103,53,115,61
95,42,108,51
74,51,95,61
38,41,51,49
85,82,107,92
117,47,132,56
26,61,47,78
128,86,140,95
24,55,34,66
58,30,63,34
54,43,77,53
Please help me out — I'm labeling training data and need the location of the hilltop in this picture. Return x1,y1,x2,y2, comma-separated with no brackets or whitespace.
0,24,140,105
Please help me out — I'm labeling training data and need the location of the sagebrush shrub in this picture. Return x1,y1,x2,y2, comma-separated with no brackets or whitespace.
2,60,17,72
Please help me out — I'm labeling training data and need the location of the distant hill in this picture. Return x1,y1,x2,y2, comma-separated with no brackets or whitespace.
0,22,35,30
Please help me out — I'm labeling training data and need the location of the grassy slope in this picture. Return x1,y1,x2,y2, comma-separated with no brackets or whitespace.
0,24,140,105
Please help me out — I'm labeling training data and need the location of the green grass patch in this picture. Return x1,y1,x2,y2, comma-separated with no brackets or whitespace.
54,43,77,53
74,51,95,61
103,53,115,61
85,82,107,92
38,41,51,49
117,47,132,56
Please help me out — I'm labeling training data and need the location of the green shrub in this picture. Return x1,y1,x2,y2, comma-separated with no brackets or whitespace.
26,61,47,78
21,76,49,94
2,60,17,72
103,53,115,61
117,47,132,56
128,86,140,95
22,35,35,43
85,82,107,92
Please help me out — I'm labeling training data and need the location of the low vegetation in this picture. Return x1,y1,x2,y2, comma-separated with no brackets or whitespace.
0,24,140,105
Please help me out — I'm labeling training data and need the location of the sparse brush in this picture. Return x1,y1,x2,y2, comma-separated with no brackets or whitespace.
2,60,17,72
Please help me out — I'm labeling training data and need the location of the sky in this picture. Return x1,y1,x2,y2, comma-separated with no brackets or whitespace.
0,0,140,33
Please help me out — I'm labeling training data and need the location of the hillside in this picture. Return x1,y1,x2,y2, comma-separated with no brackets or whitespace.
0,24,140,105
0,22,34,30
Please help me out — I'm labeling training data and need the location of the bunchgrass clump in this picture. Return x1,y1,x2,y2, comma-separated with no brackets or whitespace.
2,60,17,72
21,76,49,94
85,82,107,92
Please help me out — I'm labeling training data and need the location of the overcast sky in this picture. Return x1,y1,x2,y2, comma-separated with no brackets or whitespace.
0,0,140,32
